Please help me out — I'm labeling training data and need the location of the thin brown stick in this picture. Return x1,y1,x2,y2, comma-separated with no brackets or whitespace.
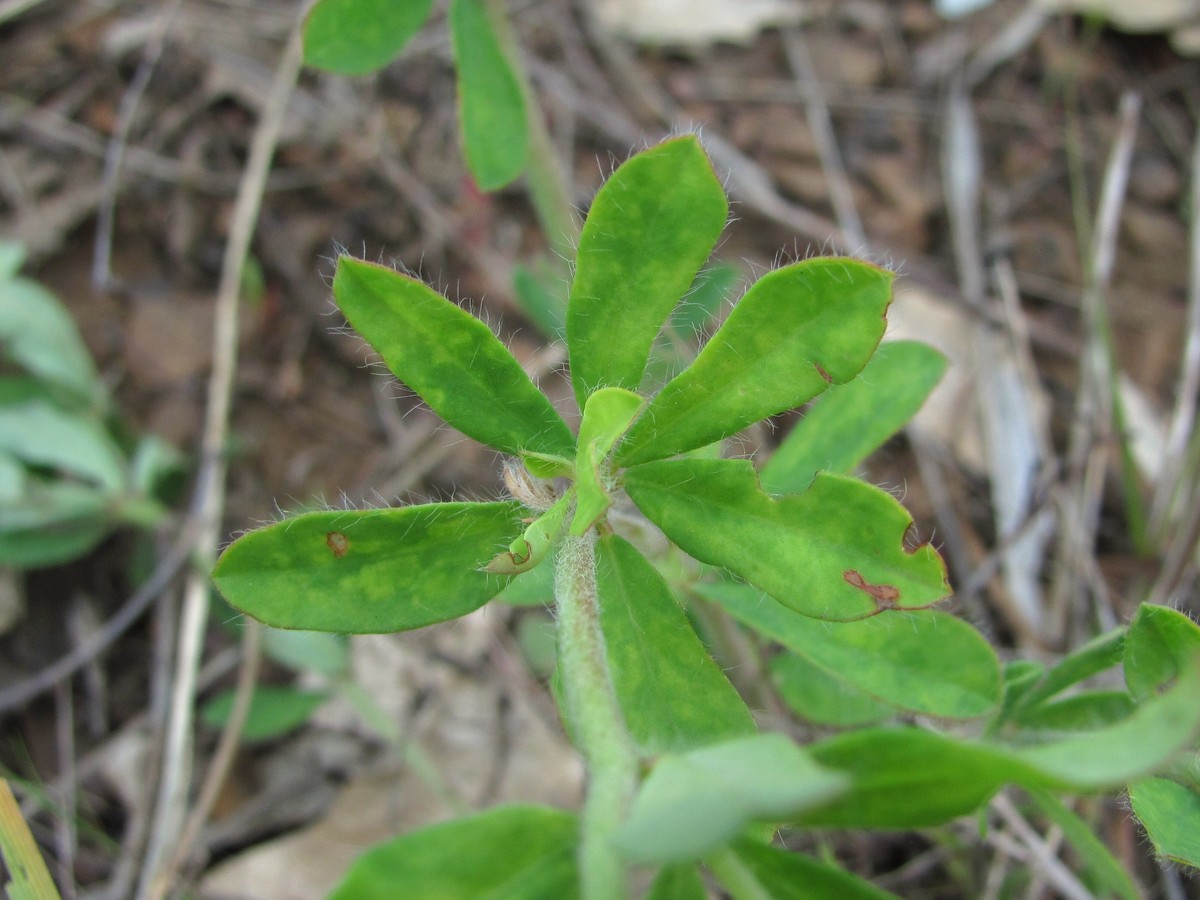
990,794,1092,900
781,28,865,249
157,621,262,890
135,13,307,897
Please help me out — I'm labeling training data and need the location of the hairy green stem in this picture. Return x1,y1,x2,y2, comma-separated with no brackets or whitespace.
555,531,638,900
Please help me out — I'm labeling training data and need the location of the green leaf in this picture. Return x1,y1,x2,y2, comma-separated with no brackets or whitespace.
0,272,103,408
200,686,328,742
1007,627,1124,719
597,535,755,754
614,734,849,864
669,263,739,339
1124,602,1200,702
492,560,555,606
260,628,349,678
801,654,1200,829
334,258,574,459
625,459,950,621
0,241,24,278
769,653,893,727
0,481,111,568
647,864,707,900
1013,652,1200,788
572,388,645,535
1129,777,1200,868
617,258,893,467
567,137,727,407
0,401,126,492
212,502,525,633
450,0,528,190
328,805,578,899
1025,789,1139,900
702,581,998,719
0,452,22,501
514,261,566,340
727,837,898,899
760,340,947,494
484,491,572,574
800,728,1045,828
1010,690,1136,735
302,0,435,75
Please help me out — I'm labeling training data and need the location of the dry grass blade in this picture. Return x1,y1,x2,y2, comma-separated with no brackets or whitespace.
1050,91,1142,638
942,80,1054,646
1148,116,1200,551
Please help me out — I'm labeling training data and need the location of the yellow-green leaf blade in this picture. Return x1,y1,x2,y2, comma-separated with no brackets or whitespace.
625,459,950,621
597,535,755,754
617,258,893,467
334,258,574,458
212,502,524,633
567,136,727,407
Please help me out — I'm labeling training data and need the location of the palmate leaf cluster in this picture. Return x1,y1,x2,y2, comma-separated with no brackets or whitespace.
211,138,1200,897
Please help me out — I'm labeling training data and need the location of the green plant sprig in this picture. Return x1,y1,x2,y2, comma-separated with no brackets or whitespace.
212,137,1200,898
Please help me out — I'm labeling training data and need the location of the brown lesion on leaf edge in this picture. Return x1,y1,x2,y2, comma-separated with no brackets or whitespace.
843,569,901,607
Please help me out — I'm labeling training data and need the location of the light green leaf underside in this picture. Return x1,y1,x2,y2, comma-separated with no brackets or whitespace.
302,0,435,74
334,258,574,459
614,734,849,864
597,535,755,754
328,805,578,899
1129,777,1200,868
0,401,127,492
617,258,893,467
450,0,527,190
728,838,898,900
625,459,950,621
212,502,525,633
0,480,111,567
760,340,947,494
0,271,103,407
572,388,645,535
702,581,999,719
800,653,1200,828
567,136,727,408
200,686,328,743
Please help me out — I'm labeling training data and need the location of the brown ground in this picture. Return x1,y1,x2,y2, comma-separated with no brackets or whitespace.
1,0,1198,897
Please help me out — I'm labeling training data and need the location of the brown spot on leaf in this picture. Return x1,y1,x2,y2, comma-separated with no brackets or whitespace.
813,361,833,383
843,569,901,607
326,531,349,558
